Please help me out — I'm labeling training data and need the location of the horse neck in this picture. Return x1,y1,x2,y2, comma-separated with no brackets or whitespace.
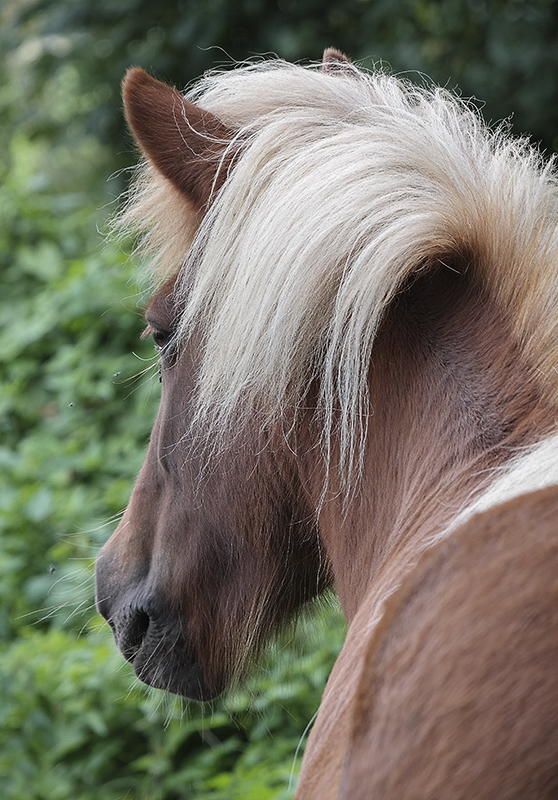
298,268,555,620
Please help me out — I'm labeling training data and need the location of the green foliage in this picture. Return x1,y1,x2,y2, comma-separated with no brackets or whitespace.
0,610,344,799
0,132,158,640
3,0,558,165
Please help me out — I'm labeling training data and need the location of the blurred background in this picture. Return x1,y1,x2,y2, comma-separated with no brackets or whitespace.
1,1,557,798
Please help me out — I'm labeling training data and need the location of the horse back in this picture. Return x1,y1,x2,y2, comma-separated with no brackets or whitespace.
339,484,558,799
297,485,558,798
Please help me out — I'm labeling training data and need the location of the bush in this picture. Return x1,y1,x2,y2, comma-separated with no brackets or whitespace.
0,133,157,639
3,0,558,157
0,609,344,799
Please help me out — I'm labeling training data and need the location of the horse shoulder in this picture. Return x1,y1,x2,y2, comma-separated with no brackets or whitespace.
338,484,558,799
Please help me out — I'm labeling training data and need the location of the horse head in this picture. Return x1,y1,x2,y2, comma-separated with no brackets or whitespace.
95,66,333,700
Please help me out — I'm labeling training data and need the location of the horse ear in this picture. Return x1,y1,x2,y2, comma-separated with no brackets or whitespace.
321,48,351,72
122,68,233,211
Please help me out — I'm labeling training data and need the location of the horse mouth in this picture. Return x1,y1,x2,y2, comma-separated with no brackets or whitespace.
110,607,219,702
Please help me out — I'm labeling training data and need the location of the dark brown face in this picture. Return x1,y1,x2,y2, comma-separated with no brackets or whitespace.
95,278,327,700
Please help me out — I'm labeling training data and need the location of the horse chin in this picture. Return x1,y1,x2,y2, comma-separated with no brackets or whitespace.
111,607,223,701
132,649,220,702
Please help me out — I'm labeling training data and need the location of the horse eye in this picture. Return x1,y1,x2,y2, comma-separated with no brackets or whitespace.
143,323,172,351
152,327,171,350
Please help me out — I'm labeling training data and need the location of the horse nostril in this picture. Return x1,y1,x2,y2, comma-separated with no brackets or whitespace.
120,609,151,663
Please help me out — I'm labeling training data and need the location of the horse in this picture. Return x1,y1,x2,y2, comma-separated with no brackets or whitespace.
95,48,558,798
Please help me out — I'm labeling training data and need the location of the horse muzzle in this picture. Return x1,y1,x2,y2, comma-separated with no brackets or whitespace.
95,550,219,701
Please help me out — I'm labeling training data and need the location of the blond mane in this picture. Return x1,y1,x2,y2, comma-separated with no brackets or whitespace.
121,59,558,483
